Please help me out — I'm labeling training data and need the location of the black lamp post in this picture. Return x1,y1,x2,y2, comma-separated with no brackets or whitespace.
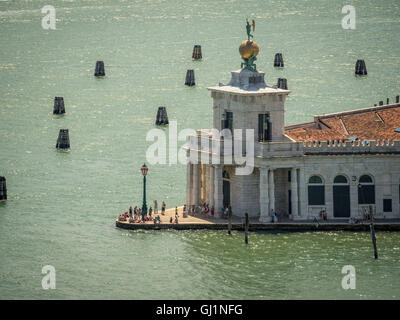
141,164,148,217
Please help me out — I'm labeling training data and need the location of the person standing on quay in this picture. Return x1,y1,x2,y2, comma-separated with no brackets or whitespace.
183,204,187,217
161,201,166,215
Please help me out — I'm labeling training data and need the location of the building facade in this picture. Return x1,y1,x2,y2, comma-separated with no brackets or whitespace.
185,68,400,221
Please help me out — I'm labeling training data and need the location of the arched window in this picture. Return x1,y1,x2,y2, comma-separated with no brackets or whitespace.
334,175,348,184
308,175,325,205
358,174,375,204
223,170,230,180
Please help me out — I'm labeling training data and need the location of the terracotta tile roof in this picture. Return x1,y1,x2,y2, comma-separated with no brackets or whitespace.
285,103,400,142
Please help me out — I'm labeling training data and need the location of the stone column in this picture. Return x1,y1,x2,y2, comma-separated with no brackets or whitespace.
291,168,299,218
186,163,192,208
209,165,215,208
192,163,199,206
350,180,358,218
298,167,307,219
214,165,223,215
269,168,275,213
259,167,270,222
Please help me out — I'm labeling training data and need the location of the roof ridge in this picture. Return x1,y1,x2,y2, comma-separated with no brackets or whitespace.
315,103,400,120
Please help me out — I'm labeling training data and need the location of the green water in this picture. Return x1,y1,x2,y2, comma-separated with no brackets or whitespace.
1,0,400,299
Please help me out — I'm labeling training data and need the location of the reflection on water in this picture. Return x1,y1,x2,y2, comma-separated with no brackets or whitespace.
1,0,400,299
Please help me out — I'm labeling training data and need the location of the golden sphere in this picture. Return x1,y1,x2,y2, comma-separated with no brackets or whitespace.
239,40,259,59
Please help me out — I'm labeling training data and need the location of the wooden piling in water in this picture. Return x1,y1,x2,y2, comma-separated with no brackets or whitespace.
370,214,378,259
228,209,232,235
379,101,383,106
274,53,284,67
53,97,65,115
355,59,367,75
192,45,202,60
185,69,195,86
56,129,70,149
0,177,7,201
244,212,249,244
277,78,288,90
387,98,390,105
396,95,399,103
94,61,105,77
155,107,169,125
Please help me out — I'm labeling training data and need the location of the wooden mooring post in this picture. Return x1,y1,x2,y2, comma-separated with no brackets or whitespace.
0,176,7,201
396,95,399,103
370,214,378,259
228,209,232,235
94,61,105,77
244,212,249,244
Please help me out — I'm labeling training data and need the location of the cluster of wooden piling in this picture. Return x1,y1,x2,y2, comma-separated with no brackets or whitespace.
192,45,202,60
355,59,367,76
94,61,105,77
185,69,195,86
227,211,249,244
0,177,7,201
56,129,70,149
53,97,65,115
277,78,288,90
155,107,169,125
274,53,284,67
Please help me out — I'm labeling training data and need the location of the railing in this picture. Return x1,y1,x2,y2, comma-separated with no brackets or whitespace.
187,130,400,159
302,139,400,154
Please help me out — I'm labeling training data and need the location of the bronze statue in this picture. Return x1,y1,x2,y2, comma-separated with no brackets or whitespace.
246,19,253,40
240,19,258,71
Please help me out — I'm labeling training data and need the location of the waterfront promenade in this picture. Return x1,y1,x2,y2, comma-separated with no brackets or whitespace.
115,207,400,231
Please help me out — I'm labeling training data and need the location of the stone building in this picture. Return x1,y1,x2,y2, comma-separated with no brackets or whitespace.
185,41,400,222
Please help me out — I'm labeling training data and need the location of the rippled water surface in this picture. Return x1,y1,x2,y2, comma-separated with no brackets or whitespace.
1,0,400,299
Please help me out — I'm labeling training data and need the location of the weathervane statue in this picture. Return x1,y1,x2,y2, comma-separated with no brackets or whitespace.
246,19,254,40
239,19,259,72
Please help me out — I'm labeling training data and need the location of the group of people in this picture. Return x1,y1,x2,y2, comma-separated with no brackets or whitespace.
117,201,168,224
116,200,182,224
169,206,181,224
187,203,215,218
117,205,157,224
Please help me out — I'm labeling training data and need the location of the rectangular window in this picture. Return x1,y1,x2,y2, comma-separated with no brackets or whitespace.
383,199,392,212
358,185,375,204
258,113,271,142
308,186,325,205
222,112,233,131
